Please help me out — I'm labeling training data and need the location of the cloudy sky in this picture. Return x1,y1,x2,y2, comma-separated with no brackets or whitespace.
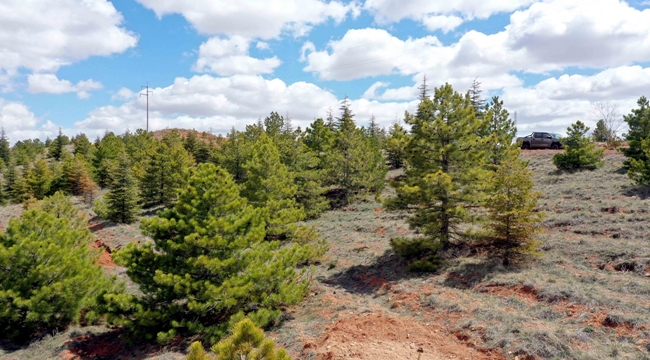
1,0,650,143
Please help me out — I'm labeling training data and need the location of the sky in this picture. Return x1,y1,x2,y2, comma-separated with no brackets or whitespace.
1,0,650,144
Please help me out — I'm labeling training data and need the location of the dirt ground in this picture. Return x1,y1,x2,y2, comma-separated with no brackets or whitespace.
2,150,650,360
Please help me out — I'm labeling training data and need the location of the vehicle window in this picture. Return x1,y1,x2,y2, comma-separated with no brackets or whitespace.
545,134,552,139
534,133,543,138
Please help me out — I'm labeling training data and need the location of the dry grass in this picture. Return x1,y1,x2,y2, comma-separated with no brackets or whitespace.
3,152,650,359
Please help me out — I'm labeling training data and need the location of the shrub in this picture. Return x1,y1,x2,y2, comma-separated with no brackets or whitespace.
0,192,118,342
552,121,604,170
101,164,324,344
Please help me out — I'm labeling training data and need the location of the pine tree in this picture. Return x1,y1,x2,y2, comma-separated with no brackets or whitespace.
304,118,333,168
26,159,53,199
242,134,305,238
325,107,336,129
385,122,408,169
214,128,250,182
141,136,192,207
123,129,157,181
92,131,124,188
61,153,93,195
100,164,321,344
365,115,386,147
0,127,10,165
483,150,544,265
49,128,67,161
483,96,517,165
469,78,484,119
327,100,387,204
592,119,609,142
622,96,650,172
0,192,117,342
0,176,5,206
104,152,140,223
552,121,604,170
386,83,488,271
211,318,292,360
11,168,30,204
72,133,93,158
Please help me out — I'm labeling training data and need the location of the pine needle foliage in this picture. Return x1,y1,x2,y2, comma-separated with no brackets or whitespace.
211,318,292,360
552,121,604,170
482,96,517,166
622,96,650,185
385,122,408,169
0,192,117,342
104,151,140,223
242,134,305,238
483,151,544,264
101,164,320,344
26,158,53,199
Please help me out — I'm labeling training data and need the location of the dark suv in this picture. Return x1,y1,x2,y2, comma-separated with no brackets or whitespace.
516,132,563,150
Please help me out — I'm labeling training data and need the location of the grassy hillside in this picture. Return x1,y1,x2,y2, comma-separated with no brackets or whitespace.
2,151,650,360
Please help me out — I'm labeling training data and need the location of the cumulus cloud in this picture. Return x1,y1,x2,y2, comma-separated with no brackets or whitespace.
0,98,63,142
364,0,535,29
136,0,356,39
362,81,389,99
305,0,650,85
0,0,137,77
193,36,281,76
28,74,103,99
112,87,137,101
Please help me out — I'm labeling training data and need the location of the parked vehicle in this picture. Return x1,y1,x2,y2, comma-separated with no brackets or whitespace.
516,132,563,150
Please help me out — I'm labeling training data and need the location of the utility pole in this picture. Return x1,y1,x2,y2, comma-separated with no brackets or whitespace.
140,82,153,132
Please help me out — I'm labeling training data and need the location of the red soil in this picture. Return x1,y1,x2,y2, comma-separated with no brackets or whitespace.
90,239,116,267
309,312,505,360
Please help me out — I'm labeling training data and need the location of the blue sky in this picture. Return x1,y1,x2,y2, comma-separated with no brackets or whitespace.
1,0,650,142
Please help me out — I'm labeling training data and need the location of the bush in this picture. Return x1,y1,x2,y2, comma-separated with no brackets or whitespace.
552,121,604,170
100,164,324,344
0,192,118,342
390,237,443,272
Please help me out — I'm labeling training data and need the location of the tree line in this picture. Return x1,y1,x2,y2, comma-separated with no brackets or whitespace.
1,80,649,358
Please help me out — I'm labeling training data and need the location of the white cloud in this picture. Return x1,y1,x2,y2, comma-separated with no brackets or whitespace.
378,85,419,101
421,15,464,33
364,0,535,29
136,0,355,39
305,0,650,84
27,74,103,99
112,87,137,101
0,98,63,141
193,36,281,76
362,81,389,99
256,41,270,50
74,74,340,136
501,66,650,135
0,0,137,77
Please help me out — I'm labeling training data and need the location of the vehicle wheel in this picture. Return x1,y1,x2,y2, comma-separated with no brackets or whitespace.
522,142,530,150
551,144,559,150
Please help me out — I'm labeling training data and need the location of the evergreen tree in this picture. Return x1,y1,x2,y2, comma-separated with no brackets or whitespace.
325,107,336,129
336,96,354,128
211,318,292,360
385,122,408,169
26,159,53,199
72,133,93,158
304,118,333,167
552,121,605,170
100,164,321,344
11,167,30,204
483,150,544,265
469,78,484,119
327,100,387,204
104,152,140,223
49,128,67,161
183,130,211,164
3,160,17,200
123,129,157,181
364,115,386,148
12,139,46,166
214,128,250,182
60,153,94,195
386,83,488,271
483,96,517,165
141,138,192,207
622,96,650,169
0,176,5,205
592,119,609,142
0,192,117,342
242,134,305,238
92,131,124,188
0,127,10,165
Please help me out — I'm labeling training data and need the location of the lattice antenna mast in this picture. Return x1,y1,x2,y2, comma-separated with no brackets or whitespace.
140,82,154,132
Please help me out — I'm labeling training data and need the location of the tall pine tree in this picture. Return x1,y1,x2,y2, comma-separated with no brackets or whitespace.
242,134,305,238
483,96,517,165
387,83,488,270
26,159,53,199
104,151,140,223
385,122,408,169
0,127,10,166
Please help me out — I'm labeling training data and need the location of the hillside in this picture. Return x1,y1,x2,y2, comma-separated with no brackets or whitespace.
2,151,650,359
